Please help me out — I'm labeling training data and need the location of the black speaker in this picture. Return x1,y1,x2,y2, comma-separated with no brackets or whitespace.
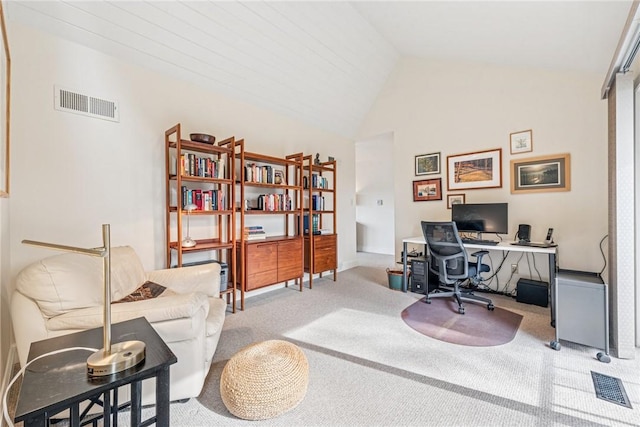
517,224,531,242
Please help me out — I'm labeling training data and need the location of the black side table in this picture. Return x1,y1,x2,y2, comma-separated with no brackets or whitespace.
14,317,177,427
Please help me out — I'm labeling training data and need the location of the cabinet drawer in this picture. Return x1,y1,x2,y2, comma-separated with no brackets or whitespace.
314,253,336,272
314,234,336,251
278,239,302,281
245,242,277,276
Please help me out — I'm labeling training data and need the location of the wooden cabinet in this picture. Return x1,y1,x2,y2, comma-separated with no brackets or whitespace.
302,156,337,288
165,123,237,312
234,140,304,309
240,237,302,291
304,233,337,274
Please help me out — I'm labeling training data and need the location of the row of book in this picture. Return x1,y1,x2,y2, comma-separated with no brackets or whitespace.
181,186,226,211
310,195,325,211
309,174,329,189
244,163,284,184
180,154,225,179
243,225,266,240
255,193,294,211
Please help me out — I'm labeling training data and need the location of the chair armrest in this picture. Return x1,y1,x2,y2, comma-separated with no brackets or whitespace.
46,292,210,331
147,263,221,297
471,250,489,257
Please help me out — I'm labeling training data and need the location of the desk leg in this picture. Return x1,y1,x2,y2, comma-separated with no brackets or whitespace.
156,366,171,427
402,241,408,292
131,380,142,427
549,252,557,327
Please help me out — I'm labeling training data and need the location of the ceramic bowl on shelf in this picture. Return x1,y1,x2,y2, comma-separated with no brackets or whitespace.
190,133,216,144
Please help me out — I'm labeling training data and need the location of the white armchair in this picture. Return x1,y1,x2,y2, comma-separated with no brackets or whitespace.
11,246,227,403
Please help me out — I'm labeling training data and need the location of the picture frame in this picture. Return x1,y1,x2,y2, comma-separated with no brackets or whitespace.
0,1,9,197
415,152,441,176
447,193,465,209
447,148,502,191
413,178,442,202
510,129,533,155
510,153,571,194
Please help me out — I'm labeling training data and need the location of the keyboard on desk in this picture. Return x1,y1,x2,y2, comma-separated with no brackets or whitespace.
510,241,557,248
460,238,499,246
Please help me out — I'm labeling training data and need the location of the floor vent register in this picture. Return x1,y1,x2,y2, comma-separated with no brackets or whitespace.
591,371,632,408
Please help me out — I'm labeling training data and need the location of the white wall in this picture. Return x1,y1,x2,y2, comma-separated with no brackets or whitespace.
355,132,395,254
7,22,357,295
358,57,608,291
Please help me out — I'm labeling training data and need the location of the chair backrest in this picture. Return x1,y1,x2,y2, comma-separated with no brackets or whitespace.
421,221,469,284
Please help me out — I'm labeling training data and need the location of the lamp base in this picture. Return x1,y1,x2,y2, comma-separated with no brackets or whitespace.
181,237,197,248
87,340,146,376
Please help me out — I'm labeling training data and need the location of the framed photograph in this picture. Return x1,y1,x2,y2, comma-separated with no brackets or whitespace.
510,129,533,155
415,152,441,176
0,1,9,197
510,153,571,194
447,194,465,209
413,178,442,202
447,148,502,191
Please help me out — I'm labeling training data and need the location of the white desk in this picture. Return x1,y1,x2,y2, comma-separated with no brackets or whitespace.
401,236,558,325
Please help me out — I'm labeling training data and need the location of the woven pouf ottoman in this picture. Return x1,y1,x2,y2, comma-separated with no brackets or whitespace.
220,340,309,420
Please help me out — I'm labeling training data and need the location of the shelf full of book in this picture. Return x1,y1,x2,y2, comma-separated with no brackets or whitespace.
234,140,304,310
165,123,237,312
303,155,337,288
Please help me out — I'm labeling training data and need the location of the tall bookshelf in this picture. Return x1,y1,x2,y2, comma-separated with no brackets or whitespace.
234,139,304,310
303,155,337,288
165,123,237,312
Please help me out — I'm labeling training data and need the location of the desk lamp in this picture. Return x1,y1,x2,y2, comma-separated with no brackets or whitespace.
182,203,197,248
22,224,146,376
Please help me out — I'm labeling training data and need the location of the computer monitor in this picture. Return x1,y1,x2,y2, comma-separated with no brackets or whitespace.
451,203,508,235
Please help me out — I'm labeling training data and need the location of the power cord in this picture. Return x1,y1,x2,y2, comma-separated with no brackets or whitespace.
3,346,98,427
598,234,608,277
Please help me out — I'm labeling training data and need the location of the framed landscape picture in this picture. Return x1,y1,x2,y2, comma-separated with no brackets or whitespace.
413,178,442,202
510,153,571,194
415,152,441,176
447,149,502,191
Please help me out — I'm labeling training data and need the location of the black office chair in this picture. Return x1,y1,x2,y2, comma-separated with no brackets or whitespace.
421,221,495,314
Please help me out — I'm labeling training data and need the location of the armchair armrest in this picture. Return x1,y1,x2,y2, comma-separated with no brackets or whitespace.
46,292,210,331
147,263,221,297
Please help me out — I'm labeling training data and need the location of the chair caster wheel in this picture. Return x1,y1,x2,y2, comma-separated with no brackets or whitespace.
597,352,611,363
458,307,465,314
550,340,561,351
487,304,495,311
425,299,432,304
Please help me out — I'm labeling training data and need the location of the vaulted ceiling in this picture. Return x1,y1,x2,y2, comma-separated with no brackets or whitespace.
6,1,633,138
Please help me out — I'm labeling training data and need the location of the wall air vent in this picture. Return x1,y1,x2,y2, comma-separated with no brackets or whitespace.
54,85,120,122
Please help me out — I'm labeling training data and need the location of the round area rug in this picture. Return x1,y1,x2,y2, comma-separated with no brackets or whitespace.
401,297,523,346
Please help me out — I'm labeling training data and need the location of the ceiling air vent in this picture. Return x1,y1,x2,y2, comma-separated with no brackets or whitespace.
54,85,120,122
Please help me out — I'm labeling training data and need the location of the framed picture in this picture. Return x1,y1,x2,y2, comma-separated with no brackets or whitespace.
415,152,441,176
447,193,465,209
0,1,9,197
510,129,533,155
510,153,571,194
447,148,502,191
413,178,442,202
